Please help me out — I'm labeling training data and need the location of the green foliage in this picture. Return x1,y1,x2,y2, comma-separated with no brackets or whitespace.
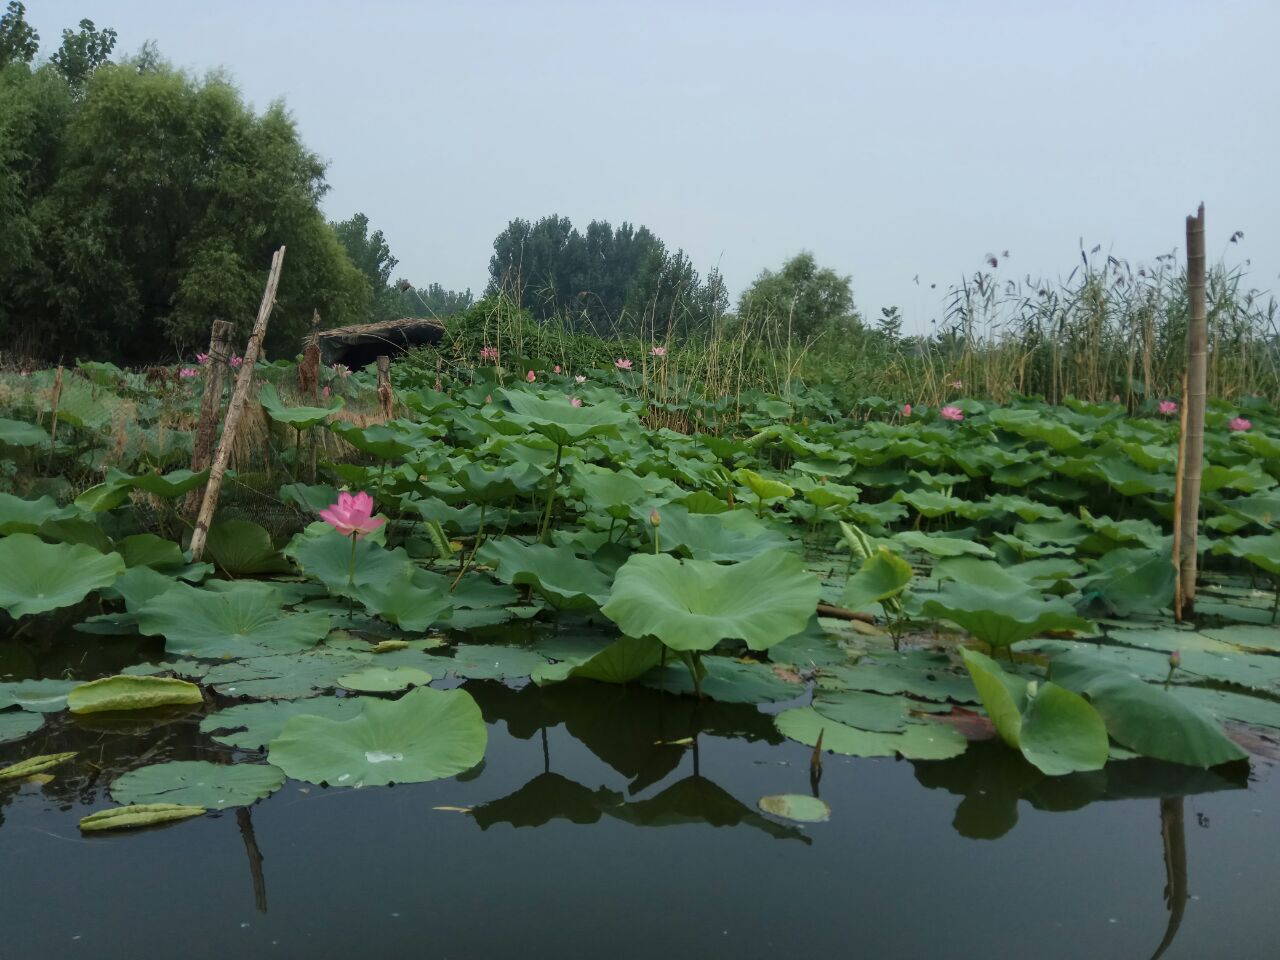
0,2,38,68
738,251,861,341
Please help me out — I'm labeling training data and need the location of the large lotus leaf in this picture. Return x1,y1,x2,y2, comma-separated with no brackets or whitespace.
1213,493,1280,531
732,468,794,503
0,416,48,447
0,493,77,535
933,557,1035,594
775,707,967,760
641,656,805,703
570,463,669,518
1078,509,1167,550
1169,686,1280,731
67,675,203,714
1015,517,1090,546
1019,682,1109,775
112,564,181,614
893,488,966,518
478,538,612,609
958,648,1027,748
891,530,994,559
1081,548,1178,616
204,519,293,575
327,420,415,460
257,382,343,429
0,678,79,713
0,710,44,743
988,408,1085,452
110,761,285,809
0,534,125,617
1086,455,1175,497
420,643,547,681
819,652,979,703
1201,462,1276,495
655,504,794,562
204,650,370,700
1199,625,1280,654
498,388,632,447
75,468,209,513
449,460,545,503
811,689,914,733
200,696,368,750
338,666,432,693
35,516,112,552
840,547,913,612
80,804,206,832
279,482,342,513
602,550,820,653
1212,533,1280,576
285,523,409,596
354,569,454,631
533,635,664,686
1051,655,1248,768
137,581,330,659
268,687,487,787
923,581,1091,648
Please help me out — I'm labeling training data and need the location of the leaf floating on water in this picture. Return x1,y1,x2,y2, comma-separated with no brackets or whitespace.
758,794,831,823
337,666,432,693
109,761,285,808
79,803,206,832
371,640,411,654
433,805,473,813
67,675,203,714
0,751,77,781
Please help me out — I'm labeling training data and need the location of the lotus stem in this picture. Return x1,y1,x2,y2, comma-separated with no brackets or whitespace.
538,443,564,543
347,532,357,621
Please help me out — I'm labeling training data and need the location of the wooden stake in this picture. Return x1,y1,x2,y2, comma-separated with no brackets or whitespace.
377,354,393,420
47,364,64,465
184,319,234,516
1178,205,1207,619
189,247,286,561
1172,373,1189,621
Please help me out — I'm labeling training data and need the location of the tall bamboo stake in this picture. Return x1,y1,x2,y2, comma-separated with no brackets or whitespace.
189,247,286,561
184,319,234,516
1178,205,1207,619
1171,374,1189,620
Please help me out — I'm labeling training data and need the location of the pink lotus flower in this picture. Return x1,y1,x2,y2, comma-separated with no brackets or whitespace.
902,403,912,416
179,367,198,379
574,375,586,384
230,355,244,368
615,358,633,370
196,353,210,365
1158,400,1178,416
554,365,562,374
526,370,537,383
479,346,499,362
320,491,385,539
940,406,964,422
322,386,331,397
1229,417,1252,432
569,396,582,407
650,346,667,357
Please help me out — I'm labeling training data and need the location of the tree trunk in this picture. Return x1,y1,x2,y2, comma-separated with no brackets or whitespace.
184,319,234,516
1178,205,1207,619
189,247,286,561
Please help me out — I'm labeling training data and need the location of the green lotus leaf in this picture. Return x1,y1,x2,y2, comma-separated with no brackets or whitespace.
354,570,454,631
893,488,966,518
113,565,181,614
922,581,1091,648
891,530,994,558
204,650,370,700
958,648,1027,748
0,711,44,743
641,656,805,703
0,751,76,780
775,707,967,760
1213,492,1280,531
498,388,633,447
420,643,548,681
0,678,79,713
1212,533,1280,576
1086,455,1175,497
452,460,545,503
841,547,913,612
758,794,831,823
202,519,294,575
988,408,1085,452
279,482,342,513
1201,462,1276,495
75,468,210,513
0,493,76,535
1015,517,1090,546
116,533,186,569
602,549,820,653
267,687,487,787
811,689,914,733
1083,548,1177,616
819,652,979,703
110,761,285,808
200,696,368,750
338,666,433,693
35,516,113,551
478,538,612,610
67,675,203,714
0,416,49,447
570,463,669,519
1199,625,1280,654
732,467,794,503
533,635,664,686
1169,686,1280,731
655,504,794,562
80,803,206,832
327,420,416,460
285,522,408,597
137,581,330,659
1019,682,1110,776
0,534,125,617
1051,652,1249,768
257,382,343,429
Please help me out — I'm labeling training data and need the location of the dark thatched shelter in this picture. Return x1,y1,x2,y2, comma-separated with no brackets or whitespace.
316,317,446,369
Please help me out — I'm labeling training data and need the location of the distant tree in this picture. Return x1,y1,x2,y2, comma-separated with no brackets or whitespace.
486,214,722,335
331,212,399,320
0,49,369,361
395,281,472,318
738,252,861,340
48,18,116,91
0,2,38,68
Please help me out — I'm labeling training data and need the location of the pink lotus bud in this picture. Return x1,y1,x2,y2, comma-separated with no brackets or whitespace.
526,370,536,383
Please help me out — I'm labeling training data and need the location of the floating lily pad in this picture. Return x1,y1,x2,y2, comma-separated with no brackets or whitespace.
80,803,206,832
0,678,79,713
479,538,613,610
420,643,547,682
775,707,967,760
267,687,487,787
757,794,832,823
811,689,914,733
200,696,367,750
204,651,370,700
338,666,433,693
0,711,44,743
67,675,203,714
110,761,285,808
642,656,804,704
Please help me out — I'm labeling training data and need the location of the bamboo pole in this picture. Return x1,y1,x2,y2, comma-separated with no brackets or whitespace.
1171,374,1189,620
1178,205,1207,619
184,319,234,516
189,247,286,561
377,354,393,420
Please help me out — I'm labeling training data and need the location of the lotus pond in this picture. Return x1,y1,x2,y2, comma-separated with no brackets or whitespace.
2,363,1279,957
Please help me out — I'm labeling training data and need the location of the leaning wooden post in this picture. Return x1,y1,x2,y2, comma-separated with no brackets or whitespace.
189,247,286,561
184,319,234,516
377,354,393,420
1177,205,1207,619
46,364,64,466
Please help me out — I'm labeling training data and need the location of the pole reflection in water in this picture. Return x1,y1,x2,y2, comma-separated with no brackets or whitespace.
1148,796,1188,960
237,807,268,914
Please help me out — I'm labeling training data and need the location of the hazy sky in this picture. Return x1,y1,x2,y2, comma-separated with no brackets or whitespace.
29,1,1280,330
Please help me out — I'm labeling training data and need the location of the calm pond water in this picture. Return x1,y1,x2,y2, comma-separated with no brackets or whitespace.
2,633,1278,960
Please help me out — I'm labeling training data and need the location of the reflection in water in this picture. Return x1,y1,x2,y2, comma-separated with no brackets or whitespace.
237,807,268,914
1149,797,1188,960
